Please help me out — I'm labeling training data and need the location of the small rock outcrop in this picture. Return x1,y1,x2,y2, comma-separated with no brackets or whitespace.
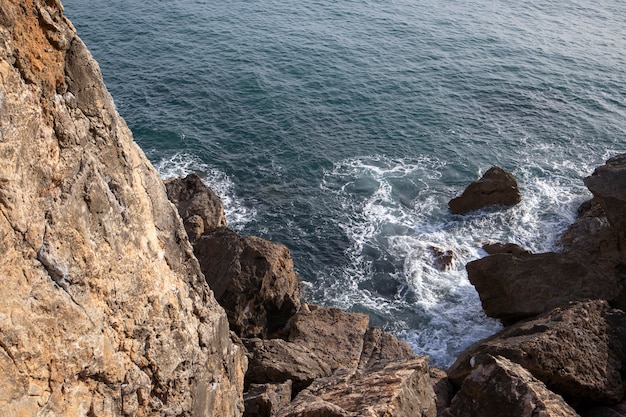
443,355,579,417
0,1,246,415
447,300,626,406
165,173,227,243
194,226,302,338
448,166,522,214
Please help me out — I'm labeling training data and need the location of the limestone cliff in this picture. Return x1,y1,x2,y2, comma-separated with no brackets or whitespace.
0,0,246,415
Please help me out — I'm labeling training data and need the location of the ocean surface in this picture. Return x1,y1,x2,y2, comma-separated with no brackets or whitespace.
63,0,626,367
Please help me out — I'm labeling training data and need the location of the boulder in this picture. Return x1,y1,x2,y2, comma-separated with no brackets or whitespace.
443,355,579,417
279,357,437,417
448,166,522,214
430,367,454,415
165,173,227,243
287,305,370,372
447,300,626,406
244,381,293,417
429,246,455,271
358,326,416,371
194,227,301,338
580,403,626,417
584,154,626,260
243,338,332,393
466,252,622,322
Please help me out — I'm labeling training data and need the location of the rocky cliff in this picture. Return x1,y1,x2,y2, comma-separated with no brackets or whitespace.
0,0,246,415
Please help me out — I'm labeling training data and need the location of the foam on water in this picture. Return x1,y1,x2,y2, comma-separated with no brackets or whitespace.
153,152,256,230
318,154,593,366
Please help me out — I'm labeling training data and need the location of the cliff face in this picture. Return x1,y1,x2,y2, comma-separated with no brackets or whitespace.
0,0,246,415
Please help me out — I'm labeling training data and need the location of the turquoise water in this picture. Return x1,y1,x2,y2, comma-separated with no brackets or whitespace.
63,0,626,366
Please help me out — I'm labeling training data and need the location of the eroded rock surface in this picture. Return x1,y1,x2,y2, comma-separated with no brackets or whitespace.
448,166,521,214
0,1,245,415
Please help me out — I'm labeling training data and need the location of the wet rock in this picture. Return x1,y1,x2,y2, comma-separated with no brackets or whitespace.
466,252,622,322
448,166,522,214
244,381,293,417
195,227,301,338
279,356,437,417
448,300,626,406
443,355,579,417
287,305,370,372
429,246,455,271
165,173,227,243
243,338,332,393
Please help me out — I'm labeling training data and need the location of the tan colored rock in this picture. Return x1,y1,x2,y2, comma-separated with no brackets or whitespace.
448,166,521,214
443,355,579,417
165,173,227,243
279,357,437,417
195,227,302,338
287,305,370,372
358,326,416,371
0,1,245,415
448,300,626,406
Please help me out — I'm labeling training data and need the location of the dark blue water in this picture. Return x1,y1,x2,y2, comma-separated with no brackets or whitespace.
63,0,626,366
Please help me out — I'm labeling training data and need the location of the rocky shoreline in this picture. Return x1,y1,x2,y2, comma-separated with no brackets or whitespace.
1,0,625,416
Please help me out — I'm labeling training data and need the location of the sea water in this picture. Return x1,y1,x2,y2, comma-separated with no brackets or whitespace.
63,0,626,366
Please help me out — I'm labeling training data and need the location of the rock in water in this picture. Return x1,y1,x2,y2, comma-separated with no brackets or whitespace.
448,166,522,214
0,1,246,415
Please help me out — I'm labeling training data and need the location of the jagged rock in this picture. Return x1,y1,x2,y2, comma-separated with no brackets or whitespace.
443,355,579,417
482,242,532,256
358,326,416,370
165,173,227,243
448,166,522,214
279,357,437,417
429,246,455,271
287,305,370,372
448,300,626,406
244,381,293,417
243,338,332,393
430,367,454,415
194,227,301,338
584,154,626,260
0,1,245,415
466,252,622,322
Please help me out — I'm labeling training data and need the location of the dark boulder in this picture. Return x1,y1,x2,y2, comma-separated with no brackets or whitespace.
195,227,301,338
448,166,521,214
244,381,293,417
447,300,626,406
482,242,532,256
164,173,227,243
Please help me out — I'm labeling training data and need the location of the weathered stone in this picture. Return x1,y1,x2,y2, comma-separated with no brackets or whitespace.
580,403,626,417
287,305,370,372
430,367,454,416
243,338,332,393
482,242,532,256
165,173,227,243
466,252,622,322
448,166,522,214
0,1,245,415
280,357,437,417
444,355,579,417
358,326,416,371
244,381,293,417
584,154,626,260
448,300,626,406
195,227,301,338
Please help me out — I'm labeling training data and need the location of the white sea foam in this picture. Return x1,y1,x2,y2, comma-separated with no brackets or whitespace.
320,154,593,366
154,152,256,229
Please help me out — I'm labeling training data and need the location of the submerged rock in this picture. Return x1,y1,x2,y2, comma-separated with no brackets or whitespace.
448,166,522,214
